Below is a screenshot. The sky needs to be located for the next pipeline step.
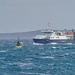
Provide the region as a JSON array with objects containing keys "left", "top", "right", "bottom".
[{"left": 0, "top": 0, "right": 75, "bottom": 33}]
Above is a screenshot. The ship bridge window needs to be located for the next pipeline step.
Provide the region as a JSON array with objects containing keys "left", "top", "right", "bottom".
[
  {"left": 56, "top": 37, "right": 59, "bottom": 38},
  {"left": 57, "top": 33, "right": 61, "bottom": 36},
  {"left": 50, "top": 37, "right": 54, "bottom": 38}
]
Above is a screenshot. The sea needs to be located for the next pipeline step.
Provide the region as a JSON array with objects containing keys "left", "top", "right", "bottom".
[{"left": 0, "top": 40, "right": 75, "bottom": 75}]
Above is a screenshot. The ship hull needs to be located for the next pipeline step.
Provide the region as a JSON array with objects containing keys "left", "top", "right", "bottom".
[{"left": 33, "top": 39, "right": 75, "bottom": 44}]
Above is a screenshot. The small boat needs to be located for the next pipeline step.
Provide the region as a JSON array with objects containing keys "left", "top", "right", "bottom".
[{"left": 16, "top": 37, "right": 22, "bottom": 48}]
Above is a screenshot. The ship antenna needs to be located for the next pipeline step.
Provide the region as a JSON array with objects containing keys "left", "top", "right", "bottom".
[{"left": 48, "top": 23, "right": 50, "bottom": 31}]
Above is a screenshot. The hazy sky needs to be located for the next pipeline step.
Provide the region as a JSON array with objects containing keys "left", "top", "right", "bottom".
[{"left": 0, "top": 0, "right": 75, "bottom": 33}]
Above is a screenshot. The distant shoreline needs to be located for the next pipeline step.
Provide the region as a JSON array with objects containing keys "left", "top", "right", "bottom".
[{"left": 0, "top": 29, "right": 74, "bottom": 40}]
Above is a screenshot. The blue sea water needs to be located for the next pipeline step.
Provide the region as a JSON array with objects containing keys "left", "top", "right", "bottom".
[{"left": 0, "top": 40, "right": 75, "bottom": 75}]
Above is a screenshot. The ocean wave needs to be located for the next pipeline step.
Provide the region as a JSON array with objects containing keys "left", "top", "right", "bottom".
[
  {"left": 0, "top": 50, "right": 8, "bottom": 53},
  {"left": 52, "top": 46, "right": 57, "bottom": 49},
  {"left": 0, "top": 40, "right": 75, "bottom": 75},
  {"left": 50, "top": 42, "right": 58, "bottom": 45},
  {"left": 7, "top": 62, "right": 33, "bottom": 67},
  {"left": 40, "top": 56, "right": 55, "bottom": 59},
  {"left": 21, "top": 72, "right": 50, "bottom": 75},
  {"left": 0, "top": 57, "right": 5, "bottom": 59}
]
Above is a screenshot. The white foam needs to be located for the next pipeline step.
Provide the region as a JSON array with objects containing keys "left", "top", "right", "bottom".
[
  {"left": 20, "top": 42, "right": 25, "bottom": 46},
  {"left": 21, "top": 72, "right": 50, "bottom": 75},
  {"left": 66, "top": 43, "right": 73, "bottom": 45},
  {"left": 18, "top": 63, "right": 33, "bottom": 68},
  {"left": 0, "top": 50, "right": 7, "bottom": 53},
  {"left": 50, "top": 42, "right": 58, "bottom": 44},
  {"left": 52, "top": 47, "right": 57, "bottom": 49},
  {"left": 40, "top": 56, "right": 54, "bottom": 59},
  {"left": 33, "top": 43, "right": 44, "bottom": 45}
]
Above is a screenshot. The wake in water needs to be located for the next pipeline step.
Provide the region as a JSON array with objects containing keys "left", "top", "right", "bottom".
[
  {"left": 33, "top": 42, "right": 75, "bottom": 45},
  {"left": 33, "top": 43, "right": 44, "bottom": 45}
]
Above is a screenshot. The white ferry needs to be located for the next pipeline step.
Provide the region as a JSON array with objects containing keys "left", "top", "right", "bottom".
[{"left": 33, "top": 25, "right": 75, "bottom": 44}]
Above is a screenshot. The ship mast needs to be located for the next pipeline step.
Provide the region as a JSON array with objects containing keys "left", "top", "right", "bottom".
[{"left": 47, "top": 23, "right": 50, "bottom": 31}]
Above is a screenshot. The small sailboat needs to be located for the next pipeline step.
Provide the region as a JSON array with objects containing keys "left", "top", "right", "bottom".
[{"left": 16, "top": 37, "right": 22, "bottom": 48}]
